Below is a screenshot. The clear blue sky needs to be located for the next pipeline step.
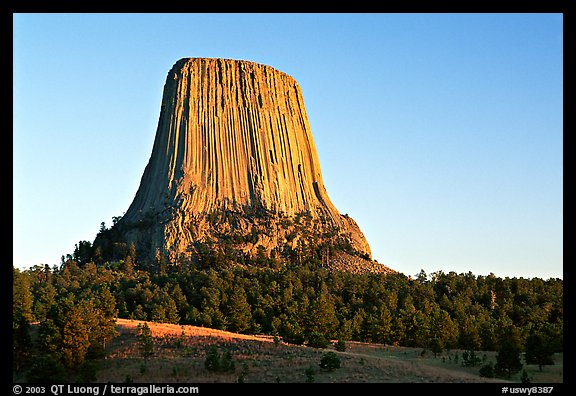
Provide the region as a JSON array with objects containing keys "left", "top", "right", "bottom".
[{"left": 13, "top": 13, "right": 563, "bottom": 279}]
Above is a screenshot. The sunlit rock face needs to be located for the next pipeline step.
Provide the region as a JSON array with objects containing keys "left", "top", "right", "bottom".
[{"left": 110, "top": 58, "right": 373, "bottom": 265}]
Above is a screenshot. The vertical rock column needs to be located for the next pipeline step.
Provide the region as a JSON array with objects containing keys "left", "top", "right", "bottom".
[{"left": 118, "top": 58, "right": 371, "bottom": 261}]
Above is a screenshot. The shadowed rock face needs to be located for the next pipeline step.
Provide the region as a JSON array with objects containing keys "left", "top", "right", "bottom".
[{"left": 112, "top": 58, "right": 372, "bottom": 264}]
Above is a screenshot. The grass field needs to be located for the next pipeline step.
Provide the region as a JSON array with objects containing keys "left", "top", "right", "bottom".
[{"left": 90, "top": 319, "right": 563, "bottom": 383}]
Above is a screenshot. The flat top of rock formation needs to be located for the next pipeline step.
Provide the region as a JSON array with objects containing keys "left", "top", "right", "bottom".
[
  {"left": 171, "top": 57, "right": 295, "bottom": 80},
  {"left": 102, "top": 56, "right": 373, "bottom": 265}
]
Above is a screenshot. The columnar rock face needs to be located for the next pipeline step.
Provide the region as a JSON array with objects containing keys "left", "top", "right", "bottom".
[{"left": 111, "top": 58, "right": 372, "bottom": 264}]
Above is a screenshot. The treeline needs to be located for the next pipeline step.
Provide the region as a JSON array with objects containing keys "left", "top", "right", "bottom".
[
  {"left": 13, "top": 267, "right": 118, "bottom": 382},
  {"left": 14, "top": 248, "right": 562, "bottom": 381}
]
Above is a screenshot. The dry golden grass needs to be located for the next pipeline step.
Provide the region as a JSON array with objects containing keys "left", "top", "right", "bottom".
[
  {"left": 93, "top": 319, "right": 562, "bottom": 383},
  {"left": 116, "top": 318, "right": 275, "bottom": 342}
]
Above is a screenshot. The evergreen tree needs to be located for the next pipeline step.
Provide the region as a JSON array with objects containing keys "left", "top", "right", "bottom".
[
  {"left": 31, "top": 280, "right": 57, "bottom": 322},
  {"left": 306, "top": 331, "right": 330, "bottom": 348},
  {"left": 305, "top": 365, "right": 316, "bottom": 382},
  {"left": 16, "top": 242, "right": 563, "bottom": 381},
  {"left": 13, "top": 268, "right": 34, "bottom": 371},
  {"left": 204, "top": 346, "right": 220, "bottom": 371},
  {"left": 122, "top": 256, "right": 135, "bottom": 276},
  {"left": 73, "top": 240, "right": 94, "bottom": 265},
  {"left": 319, "top": 351, "right": 341, "bottom": 371},
  {"left": 90, "top": 287, "right": 119, "bottom": 353},
  {"left": 429, "top": 337, "right": 444, "bottom": 358},
  {"left": 204, "top": 346, "right": 235, "bottom": 372},
  {"left": 26, "top": 353, "right": 67, "bottom": 383},
  {"left": 282, "top": 320, "right": 305, "bottom": 345},
  {"left": 525, "top": 331, "right": 555, "bottom": 371},
  {"left": 220, "top": 350, "right": 235, "bottom": 372},
  {"left": 495, "top": 339, "right": 523, "bottom": 378},
  {"left": 430, "top": 307, "right": 459, "bottom": 350},
  {"left": 334, "top": 339, "right": 347, "bottom": 352},
  {"left": 479, "top": 361, "right": 495, "bottom": 378},
  {"left": 37, "top": 318, "right": 62, "bottom": 357},
  {"left": 60, "top": 304, "right": 92, "bottom": 368},
  {"left": 224, "top": 285, "right": 252, "bottom": 332},
  {"left": 13, "top": 315, "right": 33, "bottom": 372},
  {"left": 363, "top": 306, "right": 393, "bottom": 344},
  {"left": 306, "top": 282, "right": 339, "bottom": 339},
  {"left": 13, "top": 268, "right": 34, "bottom": 322},
  {"left": 137, "top": 322, "right": 154, "bottom": 359},
  {"left": 521, "top": 369, "right": 531, "bottom": 383}
]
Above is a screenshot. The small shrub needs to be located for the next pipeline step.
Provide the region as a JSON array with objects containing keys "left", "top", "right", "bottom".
[
  {"left": 204, "top": 346, "right": 235, "bottom": 373},
  {"left": 137, "top": 323, "right": 154, "bottom": 359},
  {"left": 479, "top": 362, "right": 495, "bottom": 378},
  {"left": 521, "top": 369, "right": 531, "bottom": 383},
  {"left": 204, "top": 346, "right": 221, "bottom": 371},
  {"left": 237, "top": 363, "right": 249, "bottom": 383},
  {"left": 334, "top": 339, "right": 347, "bottom": 352},
  {"left": 319, "top": 351, "right": 341, "bottom": 371},
  {"left": 462, "top": 350, "right": 481, "bottom": 367},
  {"left": 220, "top": 350, "right": 235, "bottom": 372},
  {"left": 283, "top": 326, "right": 305, "bottom": 345},
  {"left": 305, "top": 365, "right": 316, "bottom": 382},
  {"left": 78, "top": 361, "right": 97, "bottom": 382},
  {"left": 183, "top": 346, "right": 194, "bottom": 357},
  {"left": 307, "top": 331, "right": 330, "bottom": 349},
  {"left": 26, "top": 354, "right": 67, "bottom": 383}
]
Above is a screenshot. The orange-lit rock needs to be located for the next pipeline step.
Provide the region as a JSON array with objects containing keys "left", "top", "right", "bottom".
[{"left": 113, "top": 58, "right": 373, "bottom": 265}]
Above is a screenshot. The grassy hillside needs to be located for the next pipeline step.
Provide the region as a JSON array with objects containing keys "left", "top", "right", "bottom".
[
  {"left": 14, "top": 263, "right": 563, "bottom": 383},
  {"left": 90, "top": 319, "right": 562, "bottom": 383}
]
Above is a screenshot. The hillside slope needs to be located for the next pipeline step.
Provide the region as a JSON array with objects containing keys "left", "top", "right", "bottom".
[{"left": 93, "top": 319, "right": 528, "bottom": 383}]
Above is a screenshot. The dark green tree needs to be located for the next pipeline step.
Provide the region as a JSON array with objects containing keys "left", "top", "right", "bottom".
[
  {"left": 495, "top": 339, "right": 523, "bottom": 378},
  {"left": 237, "top": 362, "right": 250, "bottom": 383},
  {"left": 204, "top": 346, "right": 221, "bottom": 371},
  {"left": 13, "top": 315, "right": 33, "bottom": 372},
  {"left": 13, "top": 267, "right": 34, "bottom": 322},
  {"left": 429, "top": 337, "right": 444, "bottom": 358},
  {"left": 306, "top": 283, "right": 339, "bottom": 339},
  {"left": 307, "top": 331, "right": 330, "bottom": 348},
  {"left": 282, "top": 320, "right": 306, "bottom": 345},
  {"left": 305, "top": 365, "right": 316, "bottom": 383},
  {"left": 220, "top": 350, "right": 235, "bottom": 372},
  {"left": 479, "top": 361, "right": 495, "bottom": 378},
  {"left": 319, "top": 351, "right": 341, "bottom": 371},
  {"left": 521, "top": 369, "right": 531, "bottom": 383},
  {"left": 13, "top": 268, "right": 34, "bottom": 372},
  {"left": 89, "top": 287, "right": 119, "bottom": 355},
  {"left": 26, "top": 354, "right": 67, "bottom": 383},
  {"left": 224, "top": 284, "right": 252, "bottom": 332},
  {"left": 60, "top": 303, "right": 92, "bottom": 368},
  {"left": 123, "top": 242, "right": 137, "bottom": 275},
  {"left": 137, "top": 322, "right": 154, "bottom": 359},
  {"left": 430, "top": 307, "right": 459, "bottom": 350},
  {"left": 525, "top": 331, "right": 555, "bottom": 371},
  {"left": 204, "top": 346, "right": 235, "bottom": 372},
  {"left": 334, "top": 339, "right": 347, "bottom": 352},
  {"left": 73, "top": 240, "right": 94, "bottom": 265},
  {"left": 37, "top": 318, "right": 62, "bottom": 357},
  {"left": 462, "top": 349, "right": 481, "bottom": 367}
]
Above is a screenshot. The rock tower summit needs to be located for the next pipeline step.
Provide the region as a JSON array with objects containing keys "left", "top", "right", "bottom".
[{"left": 106, "top": 58, "right": 377, "bottom": 268}]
